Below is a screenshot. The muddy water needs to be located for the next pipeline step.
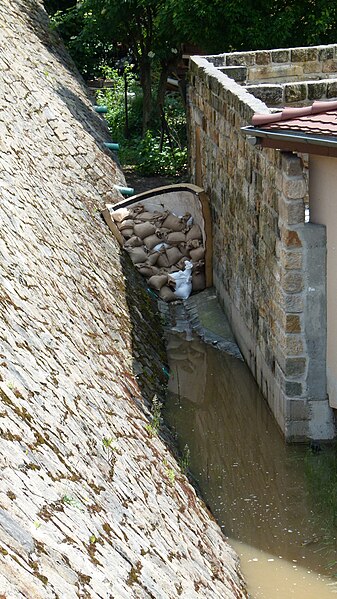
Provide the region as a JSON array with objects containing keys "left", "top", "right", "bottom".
[{"left": 163, "top": 333, "right": 337, "bottom": 597}]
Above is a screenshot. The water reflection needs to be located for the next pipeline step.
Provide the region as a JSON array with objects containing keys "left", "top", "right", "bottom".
[
  {"left": 232, "top": 540, "right": 337, "bottom": 598},
  {"left": 163, "top": 333, "right": 337, "bottom": 595}
]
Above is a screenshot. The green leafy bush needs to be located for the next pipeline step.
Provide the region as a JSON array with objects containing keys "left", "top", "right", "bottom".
[
  {"left": 96, "top": 70, "right": 187, "bottom": 178},
  {"left": 137, "top": 131, "right": 187, "bottom": 177}
]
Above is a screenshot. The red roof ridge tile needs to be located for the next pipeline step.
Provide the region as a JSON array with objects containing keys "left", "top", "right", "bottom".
[{"left": 252, "top": 100, "right": 337, "bottom": 127}]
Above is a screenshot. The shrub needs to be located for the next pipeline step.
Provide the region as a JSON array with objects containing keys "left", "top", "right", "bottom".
[{"left": 96, "top": 70, "right": 187, "bottom": 178}]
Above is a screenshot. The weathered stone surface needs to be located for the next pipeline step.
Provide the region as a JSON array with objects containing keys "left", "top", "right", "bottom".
[
  {"left": 271, "top": 50, "right": 290, "bottom": 63},
  {"left": 284, "top": 83, "right": 307, "bottom": 103},
  {"left": 307, "top": 81, "right": 327, "bottom": 100},
  {"left": 245, "top": 84, "right": 283, "bottom": 105},
  {"left": 282, "top": 272, "right": 304, "bottom": 294},
  {"left": 285, "top": 314, "right": 301, "bottom": 333},
  {"left": 280, "top": 249, "right": 303, "bottom": 270},
  {"left": 327, "top": 80, "right": 337, "bottom": 98},
  {"left": 285, "top": 357, "right": 307, "bottom": 377},
  {"left": 0, "top": 2, "right": 248, "bottom": 597},
  {"left": 281, "top": 228, "right": 303, "bottom": 247},
  {"left": 189, "top": 44, "right": 336, "bottom": 440},
  {"left": 255, "top": 51, "right": 271, "bottom": 65},
  {"left": 218, "top": 66, "right": 247, "bottom": 83},
  {"left": 278, "top": 197, "right": 304, "bottom": 225}
]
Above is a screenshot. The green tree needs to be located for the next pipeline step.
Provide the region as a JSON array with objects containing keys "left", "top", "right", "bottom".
[
  {"left": 44, "top": 0, "right": 76, "bottom": 16},
  {"left": 54, "top": 0, "right": 182, "bottom": 132},
  {"left": 171, "top": 0, "right": 337, "bottom": 53}
]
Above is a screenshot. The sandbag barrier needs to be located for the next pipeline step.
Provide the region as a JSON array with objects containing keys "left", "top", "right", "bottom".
[{"left": 110, "top": 203, "right": 206, "bottom": 302}]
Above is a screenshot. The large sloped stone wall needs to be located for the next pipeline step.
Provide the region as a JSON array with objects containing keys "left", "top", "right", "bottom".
[
  {"left": 0, "top": 1, "right": 247, "bottom": 597},
  {"left": 188, "top": 53, "right": 335, "bottom": 441}
]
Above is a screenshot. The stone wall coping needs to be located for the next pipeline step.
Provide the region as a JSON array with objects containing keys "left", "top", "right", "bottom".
[
  {"left": 204, "top": 43, "right": 337, "bottom": 64},
  {"left": 190, "top": 55, "right": 270, "bottom": 115},
  {"left": 246, "top": 77, "right": 337, "bottom": 90}
]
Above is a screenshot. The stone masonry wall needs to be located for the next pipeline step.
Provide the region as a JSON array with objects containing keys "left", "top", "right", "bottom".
[
  {"left": 188, "top": 54, "right": 335, "bottom": 441},
  {"left": 0, "top": 2, "right": 247, "bottom": 597},
  {"left": 207, "top": 44, "right": 337, "bottom": 106}
]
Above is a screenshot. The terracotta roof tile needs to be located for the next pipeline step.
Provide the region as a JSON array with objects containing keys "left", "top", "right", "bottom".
[{"left": 252, "top": 100, "right": 337, "bottom": 138}]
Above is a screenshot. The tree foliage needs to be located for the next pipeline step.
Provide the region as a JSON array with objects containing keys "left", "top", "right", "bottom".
[
  {"left": 48, "top": 0, "right": 182, "bottom": 132},
  {"left": 170, "top": 0, "right": 337, "bottom": 52},
  {"left": 45, "top": 0, "right": 337, "bottom": 132}
]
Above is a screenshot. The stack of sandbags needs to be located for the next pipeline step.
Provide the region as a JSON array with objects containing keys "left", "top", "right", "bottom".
[{"left": 111, "top": 203, "right": 206, "bottom": 302}]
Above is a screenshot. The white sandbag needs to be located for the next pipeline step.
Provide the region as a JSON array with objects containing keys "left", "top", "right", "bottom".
[{"left": 169, "top": 260, "right": 193, "bottom": 300}]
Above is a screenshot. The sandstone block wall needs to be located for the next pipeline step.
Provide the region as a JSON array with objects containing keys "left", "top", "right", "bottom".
[
  {"left": 188, "top": 53, "right": 335, "bottom": 441},
  {"left": 0, "top": 2, "right": 247, "bottom": 597},
  {"left": 208, "top": 44, "right": 337, "bottom": 106}
]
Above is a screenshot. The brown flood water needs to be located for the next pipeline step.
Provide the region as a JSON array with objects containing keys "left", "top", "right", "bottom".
[{"left": 163, "top": 333, "right": 337, "bottom": 597}]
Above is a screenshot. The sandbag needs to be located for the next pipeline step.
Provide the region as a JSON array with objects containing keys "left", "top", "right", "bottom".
[
  {"left": 155, "top": 228, "right": 170, "bottom": 239},
  {"left": 117, "top": 218, "right": 135, "bottom": 231},
  {"left": 125, "top": 246, "right": 148, "bottom": 264},
  {"left": 111, "top": 207, "right": 131, "bottom": 222},
  {"left": 156, "top": 251, "right": 170, "bottom": 269},
  {"left": 134, "top": 221, "right": 156, "bottom": 239},
  {"left": 192, "top": 259, "right": 205, "bottom": 273},
  {"left": 186, "top": 223, "right": 202, "bottom": 242},
  {"left": 124, "top": 235, "right": 144, "bottom": 248},
  {"left": 167, "top": 231, "right": 186, "bottom": 246},
  {"left": 148, "top": 274, "right": 168, "bottom": 291},
  {"left": 175, "top": 257, "right": 189, "bottom": 271},
  {"left": 158, "top": 285, "right": 176, "bottom": 302},
  {"left": 189, "top": 246, "right": 205, "bottom": 261},
  {"left": 143, "top": 234, "right": 162, "bottom": 251},
  {"left": 146, "top": 251, "right": 160, "bottom": 266},
  {"left": 151, "top": 211, "right": 168, "bottom": 224},
  {"left": 166, "top": 265, "right": 180, "bottom": 274},
  {"left": 186, "top": 239, "right": 201, "bottom": 250},
  {"left": 192, "top": 271, "right": 206, "bottom": 292},
  {"left": 121, "top": 228, "right": 134, "bottom": 239},
  {"left": 162, "top": 213, "right": 185, "bottom": 232},
  {"left": 166, "top": 246, "right": 183, "bottom": 266},
  {"left": 135, "top": 211, "right": 158, "bottom": 222},
  {"left": 178, "top": 243, "right": 190, "bottom": 258},
  {"left": 131, "top": 204, "right": 145, "bottom": 216},
  {"left": 136, "top": 264, "right": 160, "bottom": 277},
  {"left": 157, "top": 246, "right": 183, "bottom": 268}
]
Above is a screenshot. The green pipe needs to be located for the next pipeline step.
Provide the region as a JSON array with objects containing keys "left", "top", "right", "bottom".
[
  {"left": 104, "top": 142, "right": 120, "bottom": 151},
  {"left": 94, "top": 105, "right": 108, "bottom": 113},
  {"left": 113, "top": 184, "right": 134, "bottom": 196}
]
